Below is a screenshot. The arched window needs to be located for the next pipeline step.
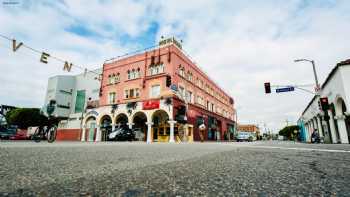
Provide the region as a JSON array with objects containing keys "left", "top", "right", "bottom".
[
  {"left": 115, "top": 73, "right": 120, "bottom": 82},
  {"left": 179, "top": 66, "right": 185, "bottom": 77},
  {"left": 108, "top": 75, "right": 112, "bottom": 84},
  {"left": 111, "top": 74, "right": 115, "bottom": 84},
  {"left": 127, "top": 70, "right": 131, "bottom": 80},
  {"left": 136, "top": 68, "right": 140, "bottom": 78},
  {"left": 131, "top": 69, "right": 136, "bottom": 79}
]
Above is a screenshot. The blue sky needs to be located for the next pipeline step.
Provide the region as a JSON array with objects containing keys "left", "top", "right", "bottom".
[{"left": 0, "top": 0, "right": 350, "bottom": 131}]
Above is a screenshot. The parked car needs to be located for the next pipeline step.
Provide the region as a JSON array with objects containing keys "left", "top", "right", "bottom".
[
  {"left": 108, "top": 126, "right": 135, "bottom": 141},
  {"left": 9, "top": 130, "right": 27, "bottom": 140},
  {"left": 236, "top": 132, "right": 254, "bottom": 142},
  {"left": 0, "top": 125, "right": 17, "bottom": 139}
]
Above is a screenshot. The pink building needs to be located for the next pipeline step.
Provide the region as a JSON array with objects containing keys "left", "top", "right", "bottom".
[{"left": 81, "top": 38, "right": 236, "bottom": 142}]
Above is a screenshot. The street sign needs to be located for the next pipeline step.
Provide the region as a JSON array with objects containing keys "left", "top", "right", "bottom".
[{"left": 276, "top": 87, "right": 295, "bottom": 93}]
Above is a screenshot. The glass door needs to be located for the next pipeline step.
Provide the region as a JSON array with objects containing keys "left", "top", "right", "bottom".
[{"left": 89, "top": 122, "right": 96, "bottom": 141}]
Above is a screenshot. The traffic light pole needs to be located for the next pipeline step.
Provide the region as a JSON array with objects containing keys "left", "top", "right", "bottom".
[
  {"left": 294, "top": 59, "right": 320, "bottom": 95},
  {"left": 311, "top": 60, "right": 320, "bottom": 93}
]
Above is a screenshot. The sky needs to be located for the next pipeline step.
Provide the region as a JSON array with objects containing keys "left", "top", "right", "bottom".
[{"left": 0, "top": 0, "right": 349, "bottom": 132}]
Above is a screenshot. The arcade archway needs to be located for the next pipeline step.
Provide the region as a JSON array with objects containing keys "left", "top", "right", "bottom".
[
  {"left": 132, "top": 112, "right": 147, "bottom": 141},
  {"left": 152, "top": 110, "right": 170, "bottom": 142},
  {"left": 100, "top": 115, "right": 112, "bottom": 141},
  {"left": 115, "top": 113, "right": 128, "bottom": 128},
  {"left": 84, "top": 116, "right": 96, "bottom": 141},
  {"left": 335, "top": 97, "right": 350, "bottom": 143}
]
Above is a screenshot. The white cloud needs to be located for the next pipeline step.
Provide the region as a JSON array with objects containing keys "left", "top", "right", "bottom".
[{"left": 0, "top": 0, "right": 349, "bottom": 132}]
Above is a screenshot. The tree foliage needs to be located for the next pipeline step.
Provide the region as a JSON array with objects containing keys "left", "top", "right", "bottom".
[
  {"left": 278, "top": 125, "right": 300, "bottom": 140},
  {"left": 5, "top": 108, "right": 48, "bottom": 129}
]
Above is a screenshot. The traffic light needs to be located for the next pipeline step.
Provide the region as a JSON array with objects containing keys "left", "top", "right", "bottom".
[
  {"left": 318, "top": 100, "right": 322, "bottom": 110},
  {"left": 264, "top": 82, "right": 271, "bottom": 94},
  {"left": 320, "top": 97, "right": 329, "bottom": 111},
  {"left": 166, "top": 75, "right": 172, "bottom": 87}
]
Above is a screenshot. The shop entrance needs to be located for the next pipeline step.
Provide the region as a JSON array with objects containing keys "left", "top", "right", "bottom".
[
  {"left": 133, "top": 112, "right": 147, "bottom": 141},
  {"left": 85, "top": 116, "right": 96, "bottom": 141},
  {"left": 115, "top": 113, "right": 128, "bottom": 129},
  {"left": 152, "top": 110, "right": 169, "bottom": 142},
  {"left": 100, "top": 115, "right": 112, "bottom": 141}
]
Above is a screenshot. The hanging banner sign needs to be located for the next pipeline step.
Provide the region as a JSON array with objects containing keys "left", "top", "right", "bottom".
[{"left": 12, "top": 39, "right": 23, "bottom": 52}]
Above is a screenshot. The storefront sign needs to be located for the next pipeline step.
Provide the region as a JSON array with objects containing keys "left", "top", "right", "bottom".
[
  {"left": 143, "top": 100, "right": 160, "bottom": 110},
  {"left": 86, "top": 110, "right": 98, "bottom": 117}
]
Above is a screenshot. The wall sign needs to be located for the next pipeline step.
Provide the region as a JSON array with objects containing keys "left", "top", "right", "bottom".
[
  {"left": 143, "top": 100, "right": 160, "bottom": 110},
  {"left": 86, "top": 110, "right": 99, "bottom": 117},
  {"left": 170, "top": 84, "right": 178, "bottom": 92}
]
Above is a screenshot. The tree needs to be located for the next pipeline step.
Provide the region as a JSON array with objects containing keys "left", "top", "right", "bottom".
[
  {"left": 5, "top": 108, "right": 48, "bottom": 129},
  {"left": 278, "top": 125, "right": 300, "bottom": 140}
]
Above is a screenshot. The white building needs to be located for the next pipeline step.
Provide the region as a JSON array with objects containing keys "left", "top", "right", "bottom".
[
  {"left": 300, "top": 59, "right": 350, "bottom": 144},
  {"left": 44, "top": 69, "right": 101, "bottom": 140}
]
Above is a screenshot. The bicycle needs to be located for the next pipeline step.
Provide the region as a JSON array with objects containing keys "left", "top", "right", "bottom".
[
  {"left": 32, "top": 99, "right": 58, "bottom": 143},
  {"left": 32, "top": 124, "right": 57, "bottom": 143}
]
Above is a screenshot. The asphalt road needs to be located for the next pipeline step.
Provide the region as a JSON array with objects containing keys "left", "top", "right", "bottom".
[{"left": 0, "top": 141, "right": 350, "bottom": 196}]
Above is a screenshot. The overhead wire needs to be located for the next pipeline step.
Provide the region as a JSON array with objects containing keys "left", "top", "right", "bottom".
[{"left": 0, "top": 33, "right": 102, "bottom": 76}]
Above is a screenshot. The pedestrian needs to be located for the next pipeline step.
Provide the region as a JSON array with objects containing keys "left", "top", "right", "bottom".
[{"left": 199, "top": 123, "right": 206, "bottom": 142}]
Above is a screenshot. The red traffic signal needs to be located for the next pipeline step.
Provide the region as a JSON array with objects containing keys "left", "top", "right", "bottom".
[
  {"left": 320, "top": 97, "right": 329, "bottom": 111},
  {"left": 264, "top": 82, "right": 271, "bottom": 94}
]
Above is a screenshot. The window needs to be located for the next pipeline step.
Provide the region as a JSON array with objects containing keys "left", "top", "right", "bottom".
[
  {"left": 187, "top": 71, "right": 192, "bottom": 81},
  {"left": 135, "top": 88, "right": 140, "bottom": 97},
  {"left": 186, "top": 90, "right": 193, "bottom": 103},
  {"left": 124, "top": 88, "right": 140, "bottom": 99},
  {"left": 179, "top": 86, "right": 185, "bottom": 98},
  {"left": 149, "top": 64, "right": 164, "bottom": 75},
  {"left": 211, "top": 103, "right": 214, "bottom": 112},
  {"left": 197, "top": 96, "right": 204, "bottom": 106},
  {"left": 75, "top": 90, "right": 86, "bottom": 113},
  {"left": 124, "top": 90, "right": 129, "bottom": 99},
  {"left": 150, "top": 85, "right": 161, "bottom": 98},
  {"left": 127, "top": 70, "right": 131, "bottom": 80},
  {"left": 127, "top": 68, "right": 140, "bottom": 80},
  {"left": 108, "top": 92, "right": 116, "bottom": 104},
  {"left": 136, "top": 68, "right": 140, "bottom": 78},
  {"left": 207, "top": 100, "right": 210, "bottom": 110},
  {"left": 115, "top": 73, "right": 120, "bottom": 82},
  {"left": 179, "top": 66, "right": 185, "bottom": 77},
  {"left": 130, "top": 89, "right": 134, "bottom": 98},
  {"left": 131, "top": 69, "right": 135, "bottom": 79}
]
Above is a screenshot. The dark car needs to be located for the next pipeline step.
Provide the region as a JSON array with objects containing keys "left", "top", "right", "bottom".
[
  {"left": 0, "top": 125, "right": 17, "bottom": 139},
  {"left": 108, "top": 126, "right": 135, "bottom": 141}
]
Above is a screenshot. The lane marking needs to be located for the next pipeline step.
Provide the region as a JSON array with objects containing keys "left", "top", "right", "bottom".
[{"left": 230, "top": 145, "right": 350, "bottom": 153}]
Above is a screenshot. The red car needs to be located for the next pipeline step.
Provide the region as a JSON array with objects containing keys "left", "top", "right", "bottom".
[{"left": 9, "top": 130, "right": 27, "bottom": 140}]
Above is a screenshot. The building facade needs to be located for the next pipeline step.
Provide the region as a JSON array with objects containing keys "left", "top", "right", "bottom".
[
  {"left": 44, "top": 69, "right": 101, "bottom": 140},
  {"left": 237, "top": 124, "right": 260, "bottom": 137},
  {"left": 82, "top": 39, "right": 236, "bottom": 143},
  {"left": 299, "top": 59, "right": 350, "bottom": 144}
]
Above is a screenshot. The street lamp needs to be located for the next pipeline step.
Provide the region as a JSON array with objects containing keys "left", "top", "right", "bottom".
[{"left": 294, "top": 59, "right": 320, "bottom": 94}]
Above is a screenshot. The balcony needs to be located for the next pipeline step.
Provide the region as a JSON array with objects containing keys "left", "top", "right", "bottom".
[{"left": 86, "top": 100, "right": 99, "bottom": 109}]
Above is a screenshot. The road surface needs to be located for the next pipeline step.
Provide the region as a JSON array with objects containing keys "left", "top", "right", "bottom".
[{"left": 0, "top": 141, "right": 349, "bottom": 196}]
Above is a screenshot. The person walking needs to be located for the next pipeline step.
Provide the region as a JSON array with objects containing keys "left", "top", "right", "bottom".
[{"left": 199, "top": 123, "right": 206, "bottom": 142}]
